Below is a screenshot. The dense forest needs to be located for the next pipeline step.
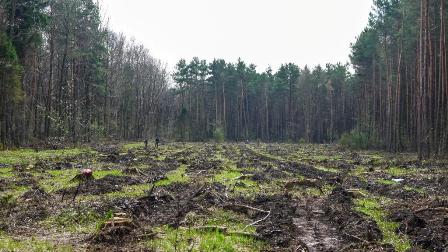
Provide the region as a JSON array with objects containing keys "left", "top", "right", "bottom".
[{"left": 0, "top": 0, "right": 447, "bottom": 158}]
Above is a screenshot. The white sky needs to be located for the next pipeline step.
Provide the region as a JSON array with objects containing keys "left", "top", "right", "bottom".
[{"left": 102, "top": 0, "right": 373, "bottom": 72}]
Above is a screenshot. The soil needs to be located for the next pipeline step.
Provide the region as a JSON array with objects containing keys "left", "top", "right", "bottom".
[{"left": 0, "top": 143, "right": 447, "bottom": 251}]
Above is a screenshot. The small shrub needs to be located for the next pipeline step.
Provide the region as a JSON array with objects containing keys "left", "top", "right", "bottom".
[
  {"left": 213, "top": 127, "right": 225, "bottom": 143},
  {"left": 339, "top": 130, "right": 369, "bottom": 149}
]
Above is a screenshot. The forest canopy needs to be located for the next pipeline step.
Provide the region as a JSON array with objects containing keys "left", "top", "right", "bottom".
[{"left": 0, "top": 0, "right": 447, "bottom": 158}]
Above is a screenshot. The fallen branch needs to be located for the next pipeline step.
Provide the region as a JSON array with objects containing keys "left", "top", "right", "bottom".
[
  {"left": 415, "top": 207, "right": 448, "bottom": 214},
  {"left": 233, "top": 174, "right": 254, "bottom": 180},
  {"left": 227, "top": 231, "right": 260, "bottom": 239},
  {"left": 192, "top": 226, "right": 228, "bottom": 233},
  {"left": 186, "top": 226, "right": 261, "bottom": 239},
  {"left": 232, "top": 204, "right": 270, "bottom": 214},
  {"left": 342, "top": 231, "right": 368, "bottom": 244},
  {"left": 244, "top": 209, "right": 271, "bottom": 231}
]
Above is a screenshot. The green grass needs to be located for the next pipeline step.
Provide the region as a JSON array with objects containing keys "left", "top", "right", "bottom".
[
  {"left": 93, "top": 169, "right": 123, "bottom": 179},
  {"left": 212, "top": 168, "right": 258, "bottom": 194},
  {"left": 314, "top": 166, "right": 339, "bottom": 174},
  {"left": 155, "top": 165, "right": 188, "bottom": 186},
  {"left": 351, "top": 166, "right": 368, "bottom": 177},
  {"left": 0, "top": 167, "right": 13, "bottom": 178},
  {"left": 355, "top": 197, "right": 411, "bottom": 252},
  {"left": 0, "top": 186, "right": 30, "bottom": 207},
  {"left": 0, "top": 148, "right": 95, "bottom": 165},
  {"left": 122, "top": 142, "right": 145, "bottom": 151},
  {"left": 38, "top": 169, "right": 123, "bottom": 193},
  {"left": 147, "top": 209, "right": 267, "bottom": 251},
  {"left": 38, "top": 169, "right": 79, "bottom": 193},
  {"left": 0, "top": 232, "right": 73, "bottom": 252},
  {"left": 105, "top": 184, "right": 151, "bottom": 199},
  {"left": 41, "top": 207, "right": 110, "bottom": 234},
  {"left": 385, "top": 167, "right": 416, "bottom": 177},
  {"left": 403, "top": 185, "right": 425, "bottom": 194}
]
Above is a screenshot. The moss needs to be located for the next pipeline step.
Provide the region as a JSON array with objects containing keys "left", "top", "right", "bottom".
[
  {"left": 355, "top": 197, "right": 411, "bottom": 252},
  {"left": 0, "top": 232, "right": 73, "bottom": 252},
  {"left": 0, "top": 148, "right": 95, "bottom": 165},
  {"left": 155, "top": 165, "right": 188, "bottom": 186}
]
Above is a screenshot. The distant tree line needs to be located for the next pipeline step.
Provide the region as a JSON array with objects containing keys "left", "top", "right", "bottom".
[
  {"left": 1, "top": 0, "right": 447, "bottom": 158},
  {"left": 171, "top": 59, "right": 354, "bottom": 143}
]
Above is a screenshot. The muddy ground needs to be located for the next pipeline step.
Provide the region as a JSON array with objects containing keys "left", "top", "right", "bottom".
[{"left": 0, "top": 143, "right": 447, "bottom": 251}]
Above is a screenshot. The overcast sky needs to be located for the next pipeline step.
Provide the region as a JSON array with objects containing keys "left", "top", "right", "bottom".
[{"left": 102, "top": 0, "right": 373, "bottom": 72}]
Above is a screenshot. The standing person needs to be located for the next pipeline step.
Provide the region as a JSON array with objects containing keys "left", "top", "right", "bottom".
[
  {"left": 144, "top": 139, "right": 148, "bottom": 150},
  {"left": 155, "top": 137, "right": 160, "bottom": 149}
]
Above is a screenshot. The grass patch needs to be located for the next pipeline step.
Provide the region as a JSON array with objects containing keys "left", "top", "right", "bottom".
[
  {"left": 403, "top": 185, "right": 425, "bottom": 194},
  {"left": 41, "top": 207, "right": 110, "bottom": 234},
  {"left": 314, "top": 166, "right": 339, "bottom": 174},
  {"left": 93, "top": 169, "right": 123, "bottom": 179},
  {"left": 213, "top": 168, "right": 258, "bottom": 194},
  {"left": 147, "top": 209, "right": 267, "bottom": 251},
  {"left": 155, "top": 165, "right": 188, "bottom": 186},
  {"left": 385, "top": 167, "right": 416, "bottom": 177},
  {"left": 351, "top": 166, "right": 368, "bottom": 177},
  {"left": 105, "top": 184, "right": 151, "bottom": 199},
  {"left": 0, "top": 148, "right": 94, "bottom": 165},
  {"left": 0, "top": 232, "right": 73, "bottom": 251},
  {"left": 38, "top": 169, "right": 123, "bottom": 193},
  {"left": 0, "top": 167, "right": 13, "bottom": 178},
  {"left": 38, "top": 169, "right": 79, "bottom": 193},
  {"left": 122, "top": 142, "right": 145, "bottom": 151},
  {"left": 303, "top": 184, "right": 335, "bottom": 197},
  {"left": 355, "top": 197, "right": 411, "bottom": 252},
  {"left": 0, "top": 186, "right": 30, "bottom": 207},
  {"left": 376, "top": 179, "right": 399, "bottom": 186}
]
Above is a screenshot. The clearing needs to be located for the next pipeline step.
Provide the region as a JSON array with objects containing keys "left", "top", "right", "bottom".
[{"left": 0, "top": 143, "right": 447, "bottom": 251}]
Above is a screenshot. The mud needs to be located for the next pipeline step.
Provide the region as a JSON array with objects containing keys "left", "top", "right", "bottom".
[
  {"left": 59, "top": 175, "right": 142, "bottom": 195},
  {"left": 390, "top": 200, "right": 448, "bottom": 251}
]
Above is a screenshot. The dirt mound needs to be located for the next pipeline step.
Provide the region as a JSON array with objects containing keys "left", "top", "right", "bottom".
[
  {"left": 100, "top": 152, "right": 137, "bottom": 164},
  {"left": 21, "top": 187, "right": 50, "bottom": 202},
  {"left": 0, "top": 178, "right": 9, "bottom": 191},
  {"left": 111, "top": 183, "right": 216, "bottom": 228},
  {"left": 324, "top": 187, "right": 383, "bottom": 245},
  {"left": 390, "top": 201, "right": 448, "bottom": 251}
]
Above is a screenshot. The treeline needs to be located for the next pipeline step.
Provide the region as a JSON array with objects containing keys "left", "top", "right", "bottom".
[
  {"left": 351, "top": 0, "right": 448, "bottom": 158},
  {"left": 1, "top": 0, "right": 448, "bottom": 158},
  {"left": 171, "top": 59, "right": 355, "bottom": 143},
  {"left": 170, "top": 0, "right": 448, "bottom": 158},
  {"left": 0, "top": 0, "right": 169, "bottom": 147}
]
